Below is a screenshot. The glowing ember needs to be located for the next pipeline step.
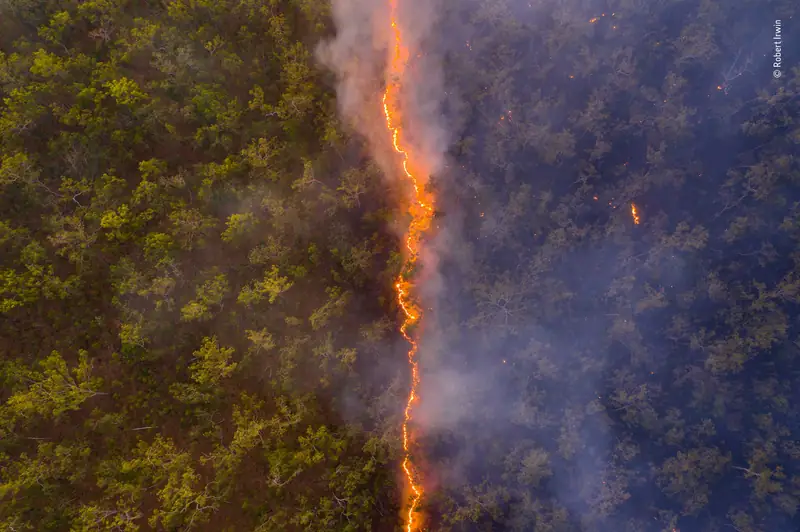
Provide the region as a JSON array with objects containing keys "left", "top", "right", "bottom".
[
  {"left": 382, "top": 0, "right": 434, "bottom": 530},
  {"left": 631, "top": 203, "right": 640, "bottom": 224}
]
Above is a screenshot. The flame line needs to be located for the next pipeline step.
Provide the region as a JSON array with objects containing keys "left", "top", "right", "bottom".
[{"left": 382, "top": 1, "right": 434, "bottom": 530}]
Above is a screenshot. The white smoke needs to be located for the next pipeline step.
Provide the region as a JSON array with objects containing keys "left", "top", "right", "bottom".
[
  {"left": 316, "top": 0, "right": 450, "bottom": 182},
  {"left": 317, "top": 0, "right": 458, "bottom": 504}
]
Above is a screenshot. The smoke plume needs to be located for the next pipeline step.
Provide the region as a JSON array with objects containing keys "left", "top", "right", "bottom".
[{"left": 317, "top": 0, "right": 451, "bottom": 182}]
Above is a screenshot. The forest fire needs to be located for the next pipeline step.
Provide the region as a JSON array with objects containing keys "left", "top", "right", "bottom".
[
  {"left": 631, "top": 203, "right": 640, "bottom": 224},
  {"left": 382, "top": 0, "right": 434, "bottom": 530}
]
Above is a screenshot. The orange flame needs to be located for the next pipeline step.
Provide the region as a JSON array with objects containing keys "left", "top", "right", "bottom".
[
  {"left": 382, "top": 0, "right": 434, "bottom": 530},
  {"left": 631, "top": 203, "right": 640, "bottom": 224}
]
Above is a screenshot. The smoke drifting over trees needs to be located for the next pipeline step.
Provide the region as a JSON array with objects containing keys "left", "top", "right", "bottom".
[
  {"left": 412, "top": 1, "right": 800, "bottom": 531},
  {"left": 1, "top": 0, "right": 800, "bottom": 531}
]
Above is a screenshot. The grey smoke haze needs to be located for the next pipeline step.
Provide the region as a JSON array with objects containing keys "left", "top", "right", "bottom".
[
  {"left": 316, "top": 0, "right": 619, "bottom": 515},
  {"left": 316, "top": 0, "right": 459, "bottom": 472},
  {"left": 320, "top": 0, "right": 699, "bottom": 528},
  {"left": 316, "top": 0, "right": 451, "bottom": 182}
]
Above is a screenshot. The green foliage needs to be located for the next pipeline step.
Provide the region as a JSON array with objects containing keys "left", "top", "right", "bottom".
[
  {"left": 189, "top": 336, "right": 237, "bottom": 387},
  {"left": 0, "top": 151, "right": 36, "bottom": 186},
  {"left": 238, "top": 265, "right": 293, "bottom": 306},
  {"left": 0, "top": 0, "right": 395, "bottom": 529},
  {"left": 168, "top": 206, "right": 218, "bottom": 250},
  {"left": 100, "top": 204, "right": 154, "bottom": 242},
  {"left": 105, "top": 77, "right": 147, "bottom": 106},
  {"left": 1, "top": 237, "right": 76, "bottom": 313},
  {"left": 143, "top": 232, "right": 174, "bottom": 264},
  {"left": 246, "top": 328, "right": 276, "bottom": 353},
  {"left": 181, "top": 272, "right": 228, "bottom": 322},
  {"left": 202, "top": 393, "right": 268, "bottom": 492},
  {"left": 0, "top": 440, "right": 91, "bottom": 500},
  {"left": 3, "top": 350, "right": 103, "bottom": 426},
  {"left": 221, "top": 211, "right": 256, "bottom": 242},
  {"left": 309, "top": 286, "right": 350, "bottom": 330},
  {"left": 29, "top": 49, "right": 66, "bottom": 79}
]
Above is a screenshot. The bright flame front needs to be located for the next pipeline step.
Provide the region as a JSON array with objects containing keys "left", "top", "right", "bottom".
[
  {"left": 382, "top": 0, "right": 434, "bottom": 530},
  {"left": 631, "top": 203, "right": 640, "bottom": 225}
]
